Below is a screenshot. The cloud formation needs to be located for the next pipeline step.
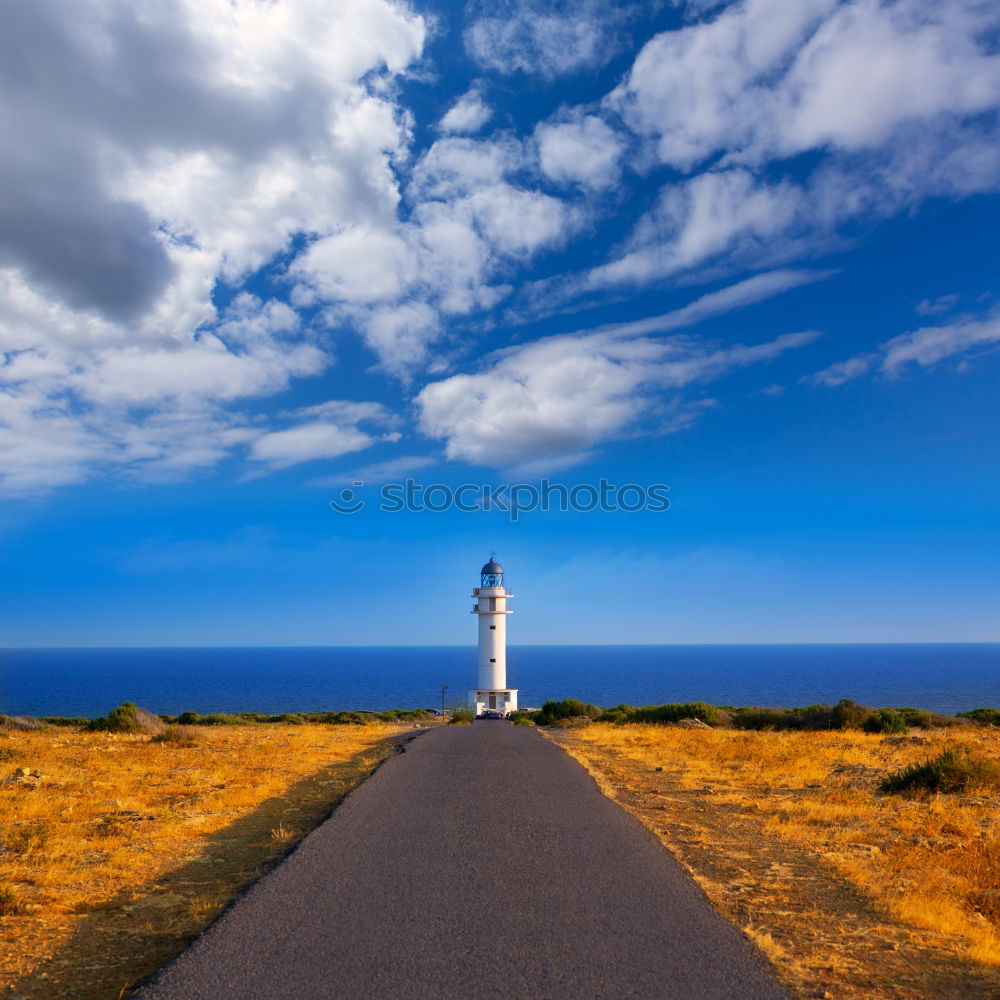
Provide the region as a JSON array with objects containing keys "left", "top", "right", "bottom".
[
  {"left": 464, "top": 0, "right": 634, "bottom": 79},
  {"left": 808, "top": 311, "right": 1000, "bottom": 385},
  {"left": 2, "top": 0, "right": 998, "bottom": 495},
  {"left": 417, "top": 324, "right": 818, "bottom": 469},
  {"left": 439, "top": 88, "right": 493, "bottom": 134},
  {"left": 0, "top": 0, "right": 425, "bottom": 492}
]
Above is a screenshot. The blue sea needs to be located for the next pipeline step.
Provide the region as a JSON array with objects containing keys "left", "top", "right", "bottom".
[{"left": 2, "top": 644, "right": 998, "bottom": 718}]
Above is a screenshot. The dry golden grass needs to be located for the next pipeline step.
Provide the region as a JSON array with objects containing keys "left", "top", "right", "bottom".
[
  {"left": 551, "top": 723, "right": 1000, "bottom": 1000},
  {"left": 0, "top": 721, "right": 420, "bottom": 999}
]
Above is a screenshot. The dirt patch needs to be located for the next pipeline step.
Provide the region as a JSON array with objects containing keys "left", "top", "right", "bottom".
[{"left": 547, "top": 728, "right": 1000, "bottom": 1000}]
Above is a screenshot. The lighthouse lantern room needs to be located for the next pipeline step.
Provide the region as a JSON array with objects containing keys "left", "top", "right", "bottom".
[{"left": 468, "top": 556, "right": 517, "bottom": 717}]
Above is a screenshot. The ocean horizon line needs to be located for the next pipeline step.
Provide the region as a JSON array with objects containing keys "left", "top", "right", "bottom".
[{"left": 3, "top": 640, "right": 999, "bottom": 651}]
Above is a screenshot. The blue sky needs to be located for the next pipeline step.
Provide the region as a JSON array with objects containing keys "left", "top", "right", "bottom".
[{"left": 1, "top": 0, "right": 998, "bottom": 645}]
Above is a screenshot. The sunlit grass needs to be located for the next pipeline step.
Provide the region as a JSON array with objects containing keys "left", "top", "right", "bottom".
[
  {"left": 564, "top": 723, "right": 1000, "bottom": 967},
  {"left": 0, "top": 721, "right": 411, "bottom": 998}
]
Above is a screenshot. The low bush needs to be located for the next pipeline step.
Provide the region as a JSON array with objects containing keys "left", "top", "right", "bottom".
[
  {"left": 732, "top": 707, "right": 791, "bottom": 730},
  {"left": 40, "top": 717, "right": 90, "bottom": 728},
  {"left": 958, "top": 707, "right": 1000, "bottom": 727},
  {"left": 0, "top": 746, "right": 20, "bottom": 762},
  {"left": 534, "top": 699, "right": 603, "bottom": 726},
  {"left": 830, "top": 699, "right": 873, "bottom": 730},
  {"left": 0, "top": 716, "right": 46, "bottom": 732},
  {"left": 897, "top": 707, "right": 958, "bottom": 729},
  {"left": 508, "top": 711, "right": 535, "bottom": 725},
  {"left": 596, "top": 709, "right": 630, "bottom": 724},
  {"left": 879, "top": 748, "right": 1000, "bottom": 795},
  {"left": 862, "top": 708, "right": 909, "bottom": 734},
  {"left": 162, "top": 708, "right": 436, "bottom": 726},
  {"left": 449, "top": 706, "right": 474, "bottom": 725},
  {"left": 627, "top": 702, "right": 721, "bottom": 726},
  {"left": 87, "top": 702, "right": 164, "bottom": 736},
  {"left": 152, "top": 725, "right": 201, "bottom": 745}
]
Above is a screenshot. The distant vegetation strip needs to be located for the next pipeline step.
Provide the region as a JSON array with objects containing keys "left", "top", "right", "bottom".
[
  {"left": 2, "top": 700, "right": 998, "bottom": 735},
  {"left": 512, "top": 698, "right": 1000, "bottom": 733},
  {"left": 0, "top": 704, "right": 438, "bottom": 735}
]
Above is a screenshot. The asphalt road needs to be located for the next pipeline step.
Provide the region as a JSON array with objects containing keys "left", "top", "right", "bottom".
[{"left": 135, "top": 722, "right": 789, "bottom": 999}]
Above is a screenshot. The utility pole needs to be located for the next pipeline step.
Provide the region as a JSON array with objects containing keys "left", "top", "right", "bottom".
[{"left": 440, "top": 684, "right": 448, "bottom": 716}]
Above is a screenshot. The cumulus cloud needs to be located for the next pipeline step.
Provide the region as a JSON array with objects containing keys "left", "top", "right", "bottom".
[
  {"left": 807, "top": 311, "right": 1000, "bottom": 385},
  {"left": 416, "top": 324, "right": 817, "bottom": 469},
  {"left": 583, "top": 113, "right": 1000, "bottom": 294},
  {"left": 587, "top": 169, "right": 809, "bottom": 289},
  {"left": 610, "top": 0, "right": 1000, "bottom": 169},
  {"left": 292, "top": 134, "right": 581, "bottom": 371},
  {"left": 439, "top": 88, "right": 493, "bottom": 134},
  {"left": 536, "top": 115, "right": 624, "bottom": 190},
  {"left": 248, "top": 401, "right": 398, "bottom": 471},
  {"left": 464, "top": 0, "right": 635, "bottom": 79},
  {"left": 0, "top": 0, "right": 427, "bottom": 492}
]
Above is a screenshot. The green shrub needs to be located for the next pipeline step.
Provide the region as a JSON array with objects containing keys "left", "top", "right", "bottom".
[
  {"left": 534, "top": 699, "right": 603, "bottom": 726},
  {"left": 862, "top": 709, "right": 909, "bottom": 734},
  {"left": 880, "top": 748, "right": 1000, "bottom": 795},
  {"left": 830, "top": 699, "right": 872, "bottom": 730},
  {"left": 40, "top": 717, "right": 89, "bottom": 728},
  {"left": 627, "top": 702, "right": 720, "bottom": 726},
  {"left": 596, "top": 709, "right": 629, "bottom": 724},
  {"left": 87, "top": 702, "right": 164, "bottom": 736},
  {"left": 198, "top": 713, "right": 250, "bottom": 726},
  {"left": 0, "top": 746, "right": 20, "bottom": 762},
  {"left": 0, "top": 716, "right": 46, "bottom": 732},
  {"left": 152, "top": 725, "right": 201, "bottom": 745},
  {"left": 790, "top": 704, "right": 836, "bottom": 729},
  {"left": 175, "top": 711, "right": 201, "bottom": 725},
  {"left": 449, "top": 706, "right": 474, "bottom": 725},
  {"left": 958, "top": 708, "right": 1000, "bottom": 727},
  {"left": 732, "top": 707, "right": 790, "bottom": 730},
  {"left": 896, "top": 707, "right": 958, "bottom": 729},
  {"left": 508, "top": 711, "right": 535, "bottom": 725}
]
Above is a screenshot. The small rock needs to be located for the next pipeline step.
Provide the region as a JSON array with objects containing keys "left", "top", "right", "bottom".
[
  {"left": 3, "top": 767, "right": 43, "bottom": 787},
  {"left": 675, "top": 718, "right": 711, "bottom": 729}
]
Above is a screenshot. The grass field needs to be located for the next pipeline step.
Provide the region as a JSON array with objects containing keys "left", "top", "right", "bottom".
[
  {"left": 0, "top": 721, "right": 418, "bottom": 999},
  {"left": 550, "top": 723, "right": 1000, "bottom": 1000}
]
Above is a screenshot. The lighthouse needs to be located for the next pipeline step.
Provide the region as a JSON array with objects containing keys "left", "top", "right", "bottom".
[{"left": 468, "top": 556, "right": 517, "bottom": 717}]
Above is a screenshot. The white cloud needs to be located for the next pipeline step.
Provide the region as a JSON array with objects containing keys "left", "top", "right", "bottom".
[
  {"left": 464, "top": 0, "right": 632, "bottom": 79},
  {"left": 416, "top": 324, "right": 817, "bottom": 469},
  {"left": 0, "top": 0, "right": 427, "bottom": 492},
  {"left": 610, "top": 0, "right": 1000, "bottom": 169},
  {"left": 587, "top": 169, "right": 808, "bottom": 289},
  {"left": 292, "top": 228, "right": 418, "bottom": 306},
  {"left": 536, "top": 115, "right": 624, "bottom": 190},
  {"left": 916, "top": 293, "right": 959, "bottom": 316},
  {"left": 807, "top": 311, "right": 1000, "bottom": 385},
  {"left": 248, "top": 400, "right": 397, "bottom": 471},
  {"left": 250, "top": 423, "right": 376, "bottom": 470},
  {"left": 292, "top": 134, "right": 581, "bottom": 372},
  {"left": 439, "top": 89, "right": 493, "bottom": 134},
  {"left": 881, "top": 314, "right": 1000, "bottom": 374}
]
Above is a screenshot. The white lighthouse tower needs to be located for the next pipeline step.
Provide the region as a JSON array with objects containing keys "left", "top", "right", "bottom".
[{"left": 469, "top": 556, "right": 517, "bottom": 717}]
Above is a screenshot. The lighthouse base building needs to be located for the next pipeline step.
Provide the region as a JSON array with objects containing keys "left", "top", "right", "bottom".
[{"left": 468, "top": 557, "right": 517, "bottom": 717}]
